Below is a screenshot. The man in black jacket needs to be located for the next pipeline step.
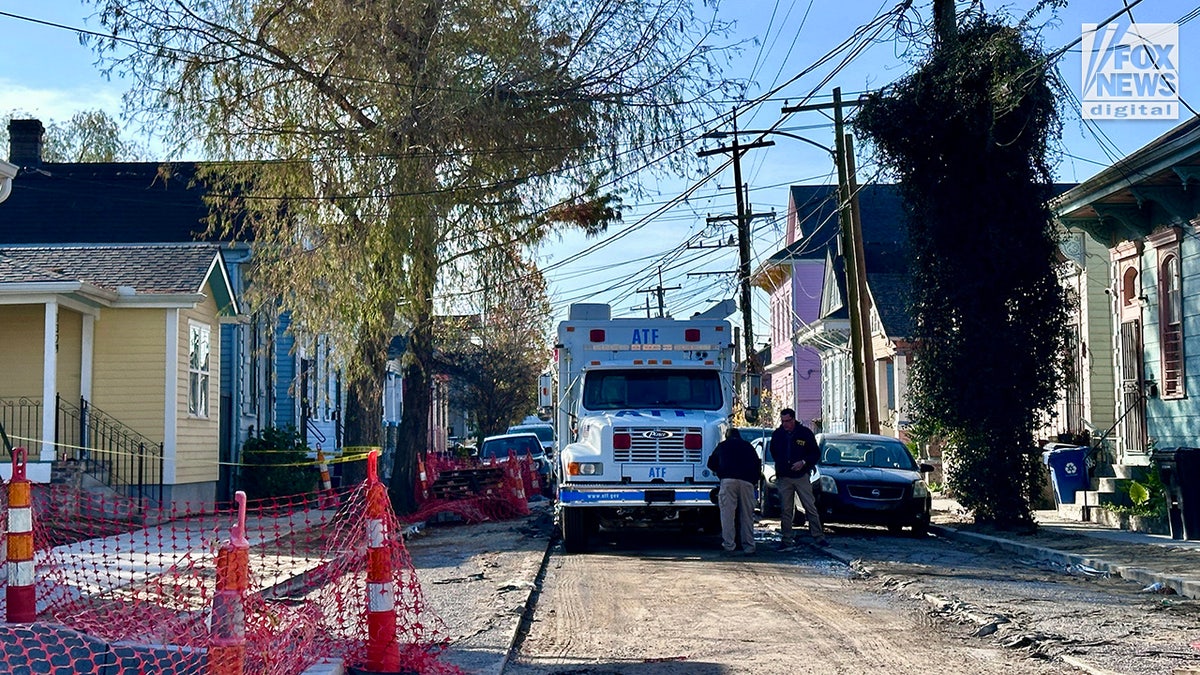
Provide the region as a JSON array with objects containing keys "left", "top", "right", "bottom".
[
  {"left": 769, "top": 408, "right": 827, "bottom": 549},
  {"left": 707, "top": 427, "right": 761, "bottom": 555}
]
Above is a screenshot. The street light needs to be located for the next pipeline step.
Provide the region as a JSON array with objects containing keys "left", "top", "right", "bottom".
[{"left": 701, "top": 129, "right": 833, "bottom": 156}]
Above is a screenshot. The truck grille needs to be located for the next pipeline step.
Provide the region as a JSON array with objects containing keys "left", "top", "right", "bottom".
[{"left": 614, "top": 426, "right": 703, "bottom": 463}]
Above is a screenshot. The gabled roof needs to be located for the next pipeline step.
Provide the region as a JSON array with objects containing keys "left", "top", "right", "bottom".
[
  {"left": 795, "top": 185, "right": 910, "bottom": 338},
  {"left": 755, "top": 184, "right": 908, "bottom": 291},
  {"left": 0, "top": 162, "right": 248, "bottom": 244},
  {"left": 787, "top": 184, "right": 908, "bottom": 247},
  {"left": 0, "top": 243, "right": 238, "bottom": 314}
]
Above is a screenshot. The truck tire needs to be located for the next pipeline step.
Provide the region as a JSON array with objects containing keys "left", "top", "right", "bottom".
[{"left": 562, "top": 507, "right": 590, "bottom": 553}]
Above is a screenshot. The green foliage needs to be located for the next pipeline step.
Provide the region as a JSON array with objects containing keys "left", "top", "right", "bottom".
[
  {"left": 855, "top": 14, "right": 1070, "bottom": 529},
  {"left": 1107, "top": 471, "right": 1167, "bottom": 519},
  {"left": 84, "top": 0, "right": 740, "bottom": 512},
  {"left": 2, "top": 109, "right": 146, "bottom": 162},
  {"left": 434, "top": 265, "right": 551, "bottom": 438},
  {"left": 239, "top": 426, "right": 317, "bottom": 500}
]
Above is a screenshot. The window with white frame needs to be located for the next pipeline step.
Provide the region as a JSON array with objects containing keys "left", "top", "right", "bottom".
[
  {"left": 189, "top": 322, "right": 211, "bottom": 417},
  {"left": 1160, "top": 251, "right": 1184, "bottom": 397}
]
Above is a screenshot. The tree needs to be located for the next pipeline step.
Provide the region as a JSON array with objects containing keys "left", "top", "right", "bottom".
[
  {"left": 435, "top": 252, "right": 550, "bottom": 440},
  {"left": 85, "top": 0, "right": 738, "bottom": 511},
  {"left": 854, "top": 7, "right": 1070, "bottom": 529},
  {"left": 2, "top": 109, "right": 145, "bottom": 162}
]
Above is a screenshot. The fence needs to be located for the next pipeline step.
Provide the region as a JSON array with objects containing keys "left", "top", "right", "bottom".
[{"left": 0, "top": 396, "right": 163, "bottom": 502}]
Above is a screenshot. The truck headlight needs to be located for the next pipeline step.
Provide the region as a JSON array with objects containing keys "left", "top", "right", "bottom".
[
  {"left": 912, "top": 480, "right": 928, "bottom": 499},
  {"left": 568, "top": 462, "right": 602, "bottom": 476},
  {"left": 818, "top": 475, "right": 838, "bottom": 494}
]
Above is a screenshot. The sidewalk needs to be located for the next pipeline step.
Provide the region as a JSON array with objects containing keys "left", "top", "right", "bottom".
[{"left": 930, "top": 498, "right": 1200, "bottom": 599}]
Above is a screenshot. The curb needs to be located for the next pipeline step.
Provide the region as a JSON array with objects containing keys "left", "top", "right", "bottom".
[
  {"left": 496, "top": 530, "right": 557, "bottom": 675},
  {"left": 929, "top": 524, "right": 1200, "bottom": 600}
]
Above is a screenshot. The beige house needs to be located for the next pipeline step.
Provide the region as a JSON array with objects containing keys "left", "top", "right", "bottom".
[{"left": 0, "top": 244, "right": 238, "bottom": 506}]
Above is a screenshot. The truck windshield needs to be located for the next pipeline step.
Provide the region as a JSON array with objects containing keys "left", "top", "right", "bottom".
[{"left": 582, "top": 369, "right": 723, "bottom": 411}]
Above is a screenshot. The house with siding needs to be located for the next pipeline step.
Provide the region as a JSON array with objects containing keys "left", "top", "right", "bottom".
[
  {"left": 0, "top": 118, "right": 344, "bottom": 499},
  {"left": 751, "top": 186, "right": 839, "bottom": 427},
  {"left": 0, "top": 244, "right": 236, "bottom": 507},
  {"left": 1040, "top": 230, "right": 1117, "bottom": 451},
  {"left": 1053, "top": 116, "right": 1200, "bottom": 472},
  {"left": 759, "top": 184, "right": 911, "bottom": 437}
]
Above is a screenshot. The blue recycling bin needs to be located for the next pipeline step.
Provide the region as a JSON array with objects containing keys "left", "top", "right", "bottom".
[{"left": 1042, "top": 445, "right": 1090, "bottom": 504}]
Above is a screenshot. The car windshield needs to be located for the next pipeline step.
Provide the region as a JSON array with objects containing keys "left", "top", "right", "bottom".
[
  {"left": 480, "top": 436, "right": 543, "bottom": 460},
  {"left": 582, "top": 369, "right": 723, "bottom": 410},
  {"left": 820, "top": 439, "right": 917, "bottom": 470},
  {"left": 510, "top": 425, "right": 555, "bottom": 443},
  {"left": 736, "top": 427, "right": 772, "bottom": 444}
]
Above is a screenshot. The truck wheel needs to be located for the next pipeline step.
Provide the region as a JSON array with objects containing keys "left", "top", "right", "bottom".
[{"left": 562, "top": 508, "right": 590, "bottom": 553}]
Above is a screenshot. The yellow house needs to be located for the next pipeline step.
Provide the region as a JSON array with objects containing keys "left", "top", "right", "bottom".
[{"left": 0, "top": 244, "right": 238, "bottom": 507}]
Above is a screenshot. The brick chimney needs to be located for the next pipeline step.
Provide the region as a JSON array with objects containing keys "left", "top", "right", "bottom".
[{"left": 8, "top": 119, "right": 44, "bottom": 167}]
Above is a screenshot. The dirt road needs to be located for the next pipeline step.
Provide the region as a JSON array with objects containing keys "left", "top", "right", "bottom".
[
  {"left": 506, "top": 528, "right": 1077, "bottom": 675},
  {"left": 827, "top": 524, "right": 1200, "bottom": 675},
  {"left": 406, "top": 507, "right": 1200, "bottom": 675}
]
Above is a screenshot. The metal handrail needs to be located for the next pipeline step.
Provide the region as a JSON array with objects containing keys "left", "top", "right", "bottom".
[{"left": 0, "top": 396, "right": 163, "bottom": 503}]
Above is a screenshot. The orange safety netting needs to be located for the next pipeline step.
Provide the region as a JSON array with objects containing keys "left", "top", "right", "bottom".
[{"left": 0, "top": 478, "right": 459, "bottom": 674}]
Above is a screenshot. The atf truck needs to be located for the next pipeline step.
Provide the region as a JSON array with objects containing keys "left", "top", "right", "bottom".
[{"left": 553, "top": 302, "right": 736, "bottom": 552}]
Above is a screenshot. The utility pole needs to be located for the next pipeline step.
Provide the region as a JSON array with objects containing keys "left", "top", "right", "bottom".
[
  {"left": 830, "top": 89, "right": 868, "bottom": 434},
  {"left": 783, "top": 89, "right": 874, "bottom": 433},
  {"left": 843, "top": 132, "right": 879, "bottom": 434},
  {"left": 635, "top": 268, "right": 679, "bottom": 318},
  {"left": 698, "top": 109, "right": 774, "bottom": 417}
]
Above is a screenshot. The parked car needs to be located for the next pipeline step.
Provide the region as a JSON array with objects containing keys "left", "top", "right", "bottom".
[
  {"left": 813, "top": 432, "right": 933, "bottom": 536},
  {"left": 506, "top": 422, "right": 557, "bottom": 455},
  {"left": 479, "top": 432, "right": 553, "bottom": 489},
  {"left": 751, "top": 435, "right": 782, "bottom": 517},
  {"left": 735, "top": 426, "right": 773, "bottom": 445}
]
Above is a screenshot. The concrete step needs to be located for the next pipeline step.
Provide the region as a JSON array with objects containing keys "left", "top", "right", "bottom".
[
  {"left": 1079, "top": 489, "right": 1132, "bottom": 508},
  {"left": 1054, "top": 503, "right": 1089, "bottom": 521},
  {"left": 1111, "top": 464, "right": 1151, "bottom": 480},
  {"left": 1097, "top": 477, "right": 1131, "bottom": 492}
]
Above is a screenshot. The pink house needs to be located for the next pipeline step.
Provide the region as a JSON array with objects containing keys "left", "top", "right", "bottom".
[{"left": 752, "top": 187, "right": 841, "bottom": 428}]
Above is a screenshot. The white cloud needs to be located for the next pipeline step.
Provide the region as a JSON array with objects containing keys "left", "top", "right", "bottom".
[{"left": 0, "top": 78, "right": 123, "bottom": 123}]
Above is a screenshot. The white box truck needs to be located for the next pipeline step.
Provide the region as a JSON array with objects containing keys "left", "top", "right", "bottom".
[{"left": 553, "top": 302, "right": 735, "bottom": 552}]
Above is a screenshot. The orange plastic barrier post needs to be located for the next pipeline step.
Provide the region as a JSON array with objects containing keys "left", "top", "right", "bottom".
[
  {"left": 363, "top": 450, "right": 401, "bottom": 672},
  {"left": 507, "top": 450, "right": 526, "bottom": 504},
  {"left": 316, "top": 447, "right": 339, "bottom": 509},
  {"left": 6, "top": 447, "right": 35, "bottom": 623},
  {"left": 415, "top": 456, "right": 430, "bottom": 504},
  {"left": 209, "top": 491, "right": 249, "bottom": 675},
  {"left": 525, "top": 451, "right": 542, "bottom": 497}
]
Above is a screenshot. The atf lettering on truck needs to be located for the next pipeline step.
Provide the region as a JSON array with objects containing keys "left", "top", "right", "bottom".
[
  {"left": 553, "top": 302, "right": 736, "bottom": 553},
  {"left": 631, "top": 328, "right": 660, "bottom": 344}
]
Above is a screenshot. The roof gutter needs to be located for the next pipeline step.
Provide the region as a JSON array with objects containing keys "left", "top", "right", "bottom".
[{"left": 0, "top": 160, "right": 16, "bottom": 204}]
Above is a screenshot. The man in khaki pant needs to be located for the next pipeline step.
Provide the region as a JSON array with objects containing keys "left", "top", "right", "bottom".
[
  {"left": 769, "top": 408, "right": 827, "bottom": 549},
  {"left": 707, "top": 427, "right": 761, "bottom": 555}
]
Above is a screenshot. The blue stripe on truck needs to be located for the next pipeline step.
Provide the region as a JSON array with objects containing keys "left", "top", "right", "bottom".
[{"left": 559, "top": 488, "right": 715, "bottom": 505}]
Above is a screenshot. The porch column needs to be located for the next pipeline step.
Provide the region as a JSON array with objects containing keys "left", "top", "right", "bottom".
[
  {"left": 41, "top": 302, "right": 58, "bottom": 462},
  {"left": 894, "top": 354, "right": 909, "bottom": 429},
  {"left": 81, "top": 314, "right": 95, "bottom": 402}
]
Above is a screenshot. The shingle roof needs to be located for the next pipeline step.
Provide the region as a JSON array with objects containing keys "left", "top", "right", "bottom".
[
  {"left": 0, "top": 244, "right": 222, "bottom": 294},
  {"left": 0, "top": 162, "right": 247, "bottom": 244},
  {"left": 787, "top": 184, "right": 908, "bottom": 250}
]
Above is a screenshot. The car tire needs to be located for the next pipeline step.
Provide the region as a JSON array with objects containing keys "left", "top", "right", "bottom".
[
  {"left": 758, "top": 480, "right": 780, "bottom": 518},
  {"left": 910, "top": 520, "right": 929, "bottom": 538},
  {"left": 887, "top": 523, "right": 904, "bottom": 534}
]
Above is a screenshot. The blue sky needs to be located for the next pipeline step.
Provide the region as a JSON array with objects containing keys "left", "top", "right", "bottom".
[{"left": 1, "top": 1, "right": 1195, "bottom": 341}]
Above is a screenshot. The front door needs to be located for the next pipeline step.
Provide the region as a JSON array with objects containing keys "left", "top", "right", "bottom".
[{"left": 1119, "top": 320, "right": 1147, "bottom": 462}]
